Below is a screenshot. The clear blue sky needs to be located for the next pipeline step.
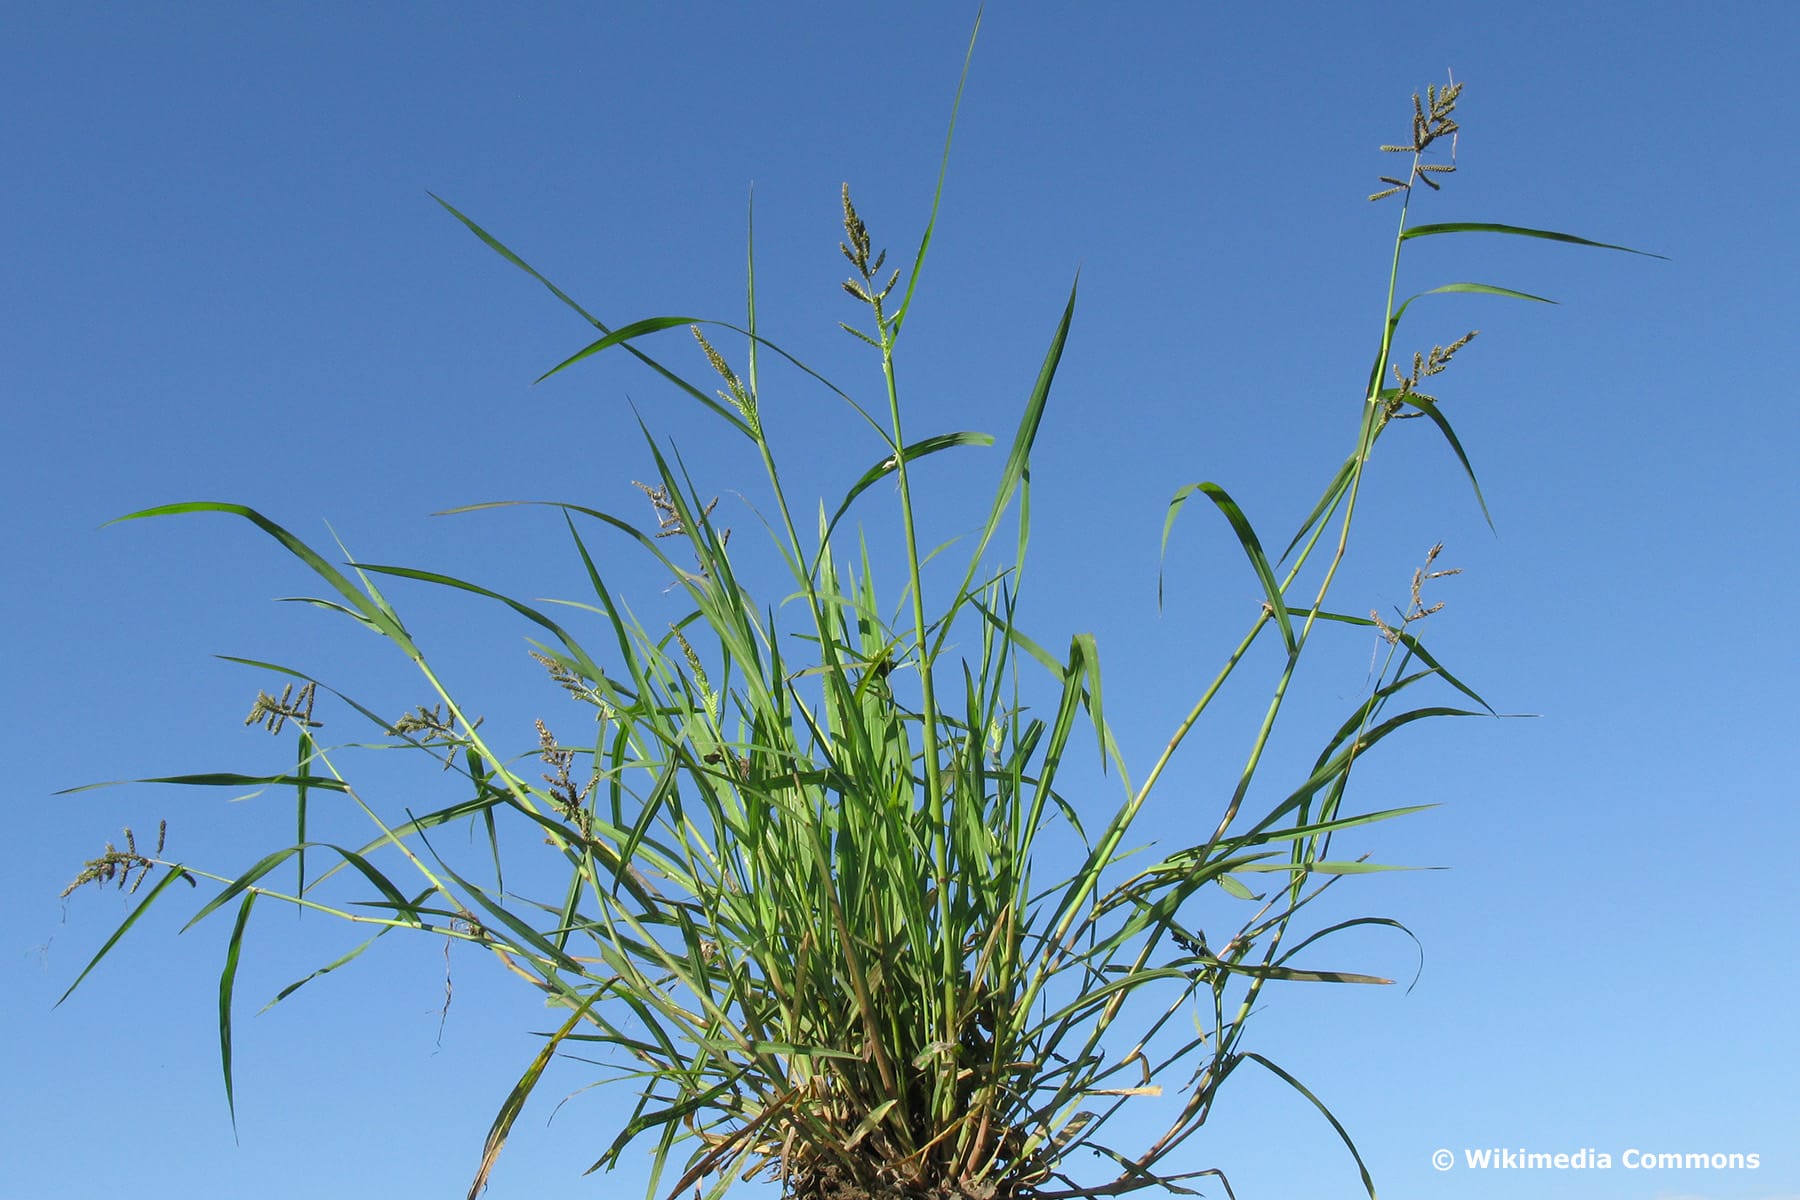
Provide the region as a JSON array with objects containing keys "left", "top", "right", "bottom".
[{"left": 8, "top": 3, "right": 1797, "bottom": 1199}]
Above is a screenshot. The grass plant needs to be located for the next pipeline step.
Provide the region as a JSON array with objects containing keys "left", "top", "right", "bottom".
[{"left": 59, "top": 27, "right": 1658, "bottom": 1200}]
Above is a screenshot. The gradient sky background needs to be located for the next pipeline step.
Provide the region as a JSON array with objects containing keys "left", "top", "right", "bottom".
[{"left": 7, "top": 3, "right": 1797, "bottom": 1199}]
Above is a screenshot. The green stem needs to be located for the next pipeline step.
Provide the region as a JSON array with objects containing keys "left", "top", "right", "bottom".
[
  {"left": 1028, "top": 151, "right": 1426, "bottom": 996},
  {"left": 873, "top": 291, "right": 957, "bottom": 1115}
]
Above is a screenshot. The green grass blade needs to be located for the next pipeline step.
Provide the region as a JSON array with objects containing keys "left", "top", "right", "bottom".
[
  {"left": 1165, "top": 482, "right": 1295, "bottom": 653},
  {"left": 1247, "top": 614, "right": 1495, "bottom": 713},
  {"left": 1386, "top": 283, "right": 1557, "bottom": 340},
  {"left": 1387, "top": 629, "right": 1494, "bottom": 713},
  {"left": 420, "top": 843, "right": 586, "bottom": 978},
  {"left": 1402, "top": 220, "right": 1668, "bottom": 259},
  {"left": 218, "top": 890, "right": 257, "bottom": 1134},
  {"left": 954, "top": 276, "right": 1076, "bottom": 611},
  {"left": 353, "top": 562, "right": 608, "bottom": 683},
  {"left": 259, "top": 909, "right": 419, "bottom": 1013},
  {"left": 1391, "top": 392, "right": 1492, "bottom": 528},
  {"left": 430, "top": 193, "right": 611, "bottom": 327},
  {"left": 182, "top": 847, "right": 300, "bottom": 932},
  {"left": 1239, "top": 1053, "right": 1378, "bottom": 1199},
  {"left": 1274, "top": 916, "right": 1424, "bottom": 991},
  {"left": 104, "top": 504, "right": 418, "bottom": 656},
  {"left": 430, "top": 197, "right": 760, "bottom": 438},
  {"left": 294, "top": 729, "right": 314, "bottom": 902},
  {"left": 534, "top": 314, "right": 701, "bottom": 383},
  {"left": 889, "top": 5, "right": 981, "bottom": 338},
  {"left": 317, "top": 844, "right": 427, "bottom": 924},
  {"left": 55, "top": 865, "right": 197, "bottom": 1006},
  {"left": 1419, "top": 280, "right": 1557, "bottom": 304},
  {"left": 466, "top": 989, "right": 606, "bottom": 1200},
  {"left": 55, "top": 773, "right": 350, "bottom": 797},
  {"left": 821, "top": 431, "right": 995, "bottom": 552},
  {"left": 1240, "top": 705, "right": 1485, "bottom": 842},
  {"left": 1277, "top": 455, "right": 1356, "bottom": 567},
  {"left": 1217, "top": 961, "right": 1393, "bottom": 984},
  {"left": 745, "top": 185, "right": 760, "bottom": 410},
  {"left": 1234, "top": 860, "right": 1424, "bottom": 876}
]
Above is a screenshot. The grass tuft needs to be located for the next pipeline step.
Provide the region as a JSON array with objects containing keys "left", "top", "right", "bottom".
[{"left": 58, "top": 38, "right": 1657, "bottom": 1200}]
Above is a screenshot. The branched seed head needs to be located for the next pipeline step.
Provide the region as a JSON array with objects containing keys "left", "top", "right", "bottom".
[
  {"left": 390, "top": 703, "right": 481, "bottom": 769},
  {"left": 1371, "top": 78, "right": 1463, "bottom": 201},
  {"left": 839, "top": 184, "right": 900, "bottom": 319},
  {"left": 634, "top": 480, "right": 685, "bottom": 537},
  {"left": 840, "top": 183, "right": 873, "bottom": 275},
  {"left": 390, "top": 703, "right": 456, "bottom": 738},
  {"left": 671, "top": 626, "right": 718, "bottom": 720},
  {"left": 531, "top": 650, "right": 616, "bottom": 719},
  {"left": 691, "top": 325, "right": 760, "bottom": 437},
  {"left": 62, "top": 824, "right": 197, "bottom": 897},
  {"left": 634, "top": 480, "right": 729, "bottom": 581},
  {"left": 244, "top": 682, "right": 321, "bottom": 735},
  {"left": 1372, "top": 543, "right": 1463, "bottom": 643},
  {"left": 1383, "top": 330, "right": 1479, "bottom": 422},
  {"left": 535, "top": 718, "right": 594, "bottom": 831}
]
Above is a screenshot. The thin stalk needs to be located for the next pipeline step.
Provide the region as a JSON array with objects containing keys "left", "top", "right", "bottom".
[
  {"left": 870, "top": 288, "right": 957, "bottom": 1110},
  {"left": 1300, "top": 147, "right": 1423, "bottom": 629},
  {"left": 1026, "top": 150, "right": 1427, "bottom": 1014}
]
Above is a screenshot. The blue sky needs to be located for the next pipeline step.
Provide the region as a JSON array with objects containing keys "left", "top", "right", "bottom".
[{"left": 7, "top": 3, "right": 1797, "bottom": 1198}]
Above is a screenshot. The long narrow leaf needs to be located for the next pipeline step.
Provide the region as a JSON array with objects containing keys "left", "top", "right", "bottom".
[
  {"left": 949, "top": 276, "right": 1077, "bottom": 629},
  {"left": 1165, "top": 483, "right": 1295, "bottom": 653},
  {"left": 466, "top": 990, "right": 606, "bottom": 1200},
  {"left": 822, "top": 431, "right": 995, "bottom": 552},
  {"left": 1240, "top": 1053, "right": 1378, "bottom": 1199},
  {"left": 56, "top": 773, "right": 350, "bottom": 797},
  {"left": 104, "top": 504, "right": 417, "bottom": 656},
  {"left": 1402, "top": 221, "right": 1668, "bottom": 259},
  {"left": 1393, "top": 391, "right": 1492, "bottom": 528},
  {"left": 219, "top": 891, "right": 257, "bottom": 1133},
  {"left": 889, "top": 6, "right": 982, "bottom": 337},
  {"left": 55, "top": 866, "right": 197, "bottom": 1006}
]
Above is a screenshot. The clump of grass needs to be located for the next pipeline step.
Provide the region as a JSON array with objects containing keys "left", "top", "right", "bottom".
[{"left": 58, "top": 26, "right": 1659, "bottom": 1200}]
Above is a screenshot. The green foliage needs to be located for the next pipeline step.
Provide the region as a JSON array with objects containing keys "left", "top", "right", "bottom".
[{"left": 59, "top": 27, "right": 1656, "bottom": 1200}]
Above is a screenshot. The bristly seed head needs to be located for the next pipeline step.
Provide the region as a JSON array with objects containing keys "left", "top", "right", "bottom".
[
  {"left": 690, "top": 325, "right": 759, "bottom": 437},
  {"left": 1371, "top": 78, "right": 1463, "bottom": 201},
  {"left": 536, "top": 718, "right": 594, "bottom": 827},
  {"left": 531, "top": 650, "right": 615, "bottom": 719},
  {"left": 634, "top": 480, "right": 685, "bottom": 538},
  {"left": 840, "top": 183, "right": 871, "bottom": 273},
  {"left": 670, "top": 625, "right": 718, "bottom": 720},
  {"left": 62, "top": 825, "right": 197, "bottom": 898},
  {"left": 389, "top": 703, "right": 481, "bottom": 769},
  {"left": 1382, "top": 330, "right": 1479, "bottom": 422},
  {"left": 839, "top": 184, "right": 899, "bottom": 319},
  {"left": 244, "top": 682, "right": 321, "bottom": 736},
  {"left": 1372, "top": 543, "right": 1463, "bottom": 643}
]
